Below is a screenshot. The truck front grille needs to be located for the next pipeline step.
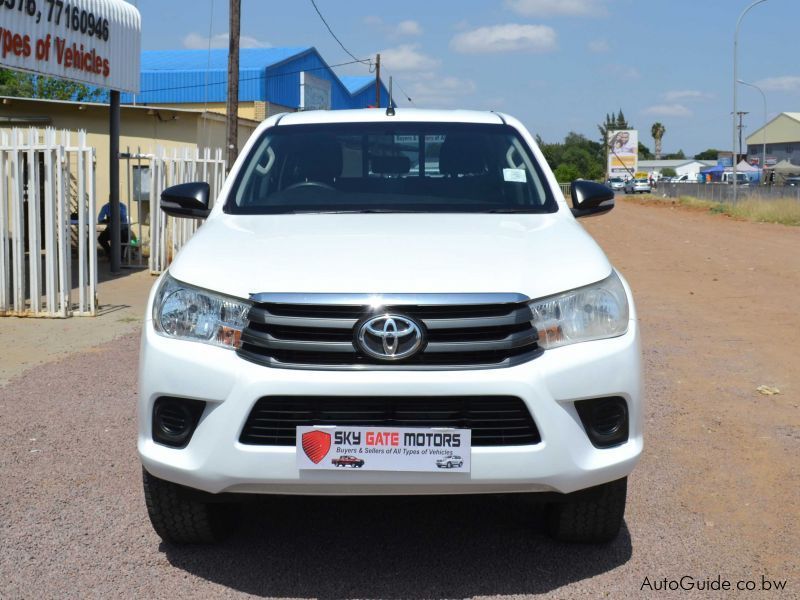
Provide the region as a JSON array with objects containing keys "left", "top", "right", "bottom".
[
  {"left": 239, "top": 395, "right": 541, "bottom": 446},
  {"left": 237, "top": 294, "right": 541, "bottom": 370}
]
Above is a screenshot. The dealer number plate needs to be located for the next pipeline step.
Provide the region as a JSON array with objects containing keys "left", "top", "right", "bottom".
[{"left": 296, "top": 426, "right": 471, "bottom": 473}]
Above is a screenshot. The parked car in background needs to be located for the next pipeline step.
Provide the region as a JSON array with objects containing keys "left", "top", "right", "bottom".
[
  {"left": 607, "top": 177, "right": 625, "bottom": 191},
  {"left": 784, "top": 177, "right": 800, "bottom": 186},
  {"left": 624, "top": 178, "right": 651, "bottom": 194},
  {"left": 720, "top": 172, "right": 749, "bottom": 185}
]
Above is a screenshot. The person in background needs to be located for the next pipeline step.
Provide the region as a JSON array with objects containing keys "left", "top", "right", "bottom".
[{"left": 98, "top": 199, "right": 130, "bottom": 261}]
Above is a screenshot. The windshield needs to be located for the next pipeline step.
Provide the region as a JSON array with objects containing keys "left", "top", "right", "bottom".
[{"left": 226, "top": 122, "right": 557, "bottom": 214}]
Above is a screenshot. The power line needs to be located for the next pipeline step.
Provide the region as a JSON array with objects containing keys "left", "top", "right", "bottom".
[
  {"left": 393, "top": 78, "right": 415, "bottom": 106},
  {"left": 309, "top": 0, "right": 372, "bottom": 67},
  {"left": 137, "top": 59, "right": 366, "bottom": 95}
]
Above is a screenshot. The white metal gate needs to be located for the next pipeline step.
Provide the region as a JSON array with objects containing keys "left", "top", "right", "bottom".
[
  {"left": 147, "top": 147, "right": 226, "bottom": 274},
  {"left": 0, "top": 128, "right": 97, "bottom": 317}
]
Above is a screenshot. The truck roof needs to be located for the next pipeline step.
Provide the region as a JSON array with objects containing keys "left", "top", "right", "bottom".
[{"left": 275, "top": 108, "right": 507, "bottom": 127}]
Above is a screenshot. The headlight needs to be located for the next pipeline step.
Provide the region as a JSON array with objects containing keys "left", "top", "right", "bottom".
[
  {"left": 153, "top": 274, "right": 251, "bottom": 349},
  {"left": 530, "top": 271, "right": 629, "bottom": 349}
]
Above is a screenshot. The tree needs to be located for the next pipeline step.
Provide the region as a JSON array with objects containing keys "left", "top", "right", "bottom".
[
  {"left": 598, "top": 109, "right": 632, "bottom": 147},
  {"left": 553, "top": 163, "right": 581, "bottom": 182},
  {"left": 694, "top": 148, "right": 719, "bottom": 160},
  {"left": 663, "top": 150, "right": 686, "bottom": 160},
  {"left": 661, "top": 167, "right": 677, "bottom": 177},
  {"left": 0, "top": 68, "right": 33, "bottom": 97},
  {"left": 651, "top": 122, "right": 666, "bottom": 159},
  {"left": 0, "top": 68, "right": 104, "bottom": 102},
  {"left": 539, "top": 131, "right": 605, "bottom": 182},
  {"left": 638, "top": 142, "right": 654, "bottom": 160}
]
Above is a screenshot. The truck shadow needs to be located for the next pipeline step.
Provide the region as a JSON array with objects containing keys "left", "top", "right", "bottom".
[{"left": 161, "top": 493, "right": 632, "bottom": 598}]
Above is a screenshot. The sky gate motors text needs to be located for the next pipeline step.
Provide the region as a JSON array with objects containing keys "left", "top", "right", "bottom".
[{"left": 333, "top": 430, "right": 463, "bottom": 448}]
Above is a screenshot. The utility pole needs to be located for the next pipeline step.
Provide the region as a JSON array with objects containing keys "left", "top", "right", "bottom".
[
  {"left": 225, "top": 0, "right": 241, "bottom": 172},
  {"left": 733, "top": 0, "right": 769, "bottom": 202},
  {"left": 109, "top": 90, "right": 121, "bottom": 274},
  {"left": 375, "top": 53, "right": 381, "bottom": 108},
  {"left": 733, "top": 111, "right": 749, "bottom": 161}
]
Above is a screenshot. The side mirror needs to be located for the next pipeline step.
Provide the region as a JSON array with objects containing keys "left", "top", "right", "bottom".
[
  {"left": 161, "top": 182, "right": 211, "bottom": 219},
  {"left": 570, "top": 180, "right": 615, "bottom": 218}
]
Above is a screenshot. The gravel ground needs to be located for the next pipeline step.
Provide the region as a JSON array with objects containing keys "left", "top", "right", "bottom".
[{"left": 1, "top": 200, "right": 797, "bottom": 598}]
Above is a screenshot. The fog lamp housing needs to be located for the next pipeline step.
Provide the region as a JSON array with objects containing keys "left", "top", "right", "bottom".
[
  {"left": 574, "top": 396, "right": 629, "bottom": 448},
  {"left": 152, "top": 397, "right": 206, "bottom": 448}
]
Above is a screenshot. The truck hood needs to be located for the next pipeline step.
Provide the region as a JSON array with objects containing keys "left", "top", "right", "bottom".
[{"left": 168, "top": 213, "right": 612, "bottom": 301}]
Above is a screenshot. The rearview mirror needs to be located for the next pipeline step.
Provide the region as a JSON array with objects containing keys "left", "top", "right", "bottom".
[
  {"left": 570, "top": 180, "right": 615, "bottom": 218},
  {"left": 161, "top": 182, "right": 211, "bottom": 219}
]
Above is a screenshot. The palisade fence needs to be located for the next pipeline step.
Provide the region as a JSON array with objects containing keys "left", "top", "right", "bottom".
[
  {"left": 659, "top": 182, "right": 800, "bottom": 202},
  {"left": 146, "top": 147, "right": 226, "bottom": 274},
  {"left": 0, "top": 128, "right": 96, "bottom": 317}
]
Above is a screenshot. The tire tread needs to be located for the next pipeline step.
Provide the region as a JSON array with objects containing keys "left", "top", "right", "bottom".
[
  {"left": 142, "top": 469, "right": 234, "bottom": 544},
  {"left": 547, "top": 477, "right": 627, "bottom": 543}
]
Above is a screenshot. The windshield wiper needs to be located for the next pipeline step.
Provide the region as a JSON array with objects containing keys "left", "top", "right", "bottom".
[{"left": 482, "top": 208, "right": 539, "bottom": 213}]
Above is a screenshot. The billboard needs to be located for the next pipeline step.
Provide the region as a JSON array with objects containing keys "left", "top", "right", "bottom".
[
  {"left": 0, "top": 0, "right": 141, "bottom": 92},
  {"left": 300, "top": 71, "right": 331, "bottom": 110},
  {"left": 607, "top": 130, "right": 638, "bottom": 178}
]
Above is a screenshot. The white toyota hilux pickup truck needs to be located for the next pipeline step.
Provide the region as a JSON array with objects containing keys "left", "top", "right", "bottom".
[{"left": 139, "top": 108, "right": 642, "bottom": 544}]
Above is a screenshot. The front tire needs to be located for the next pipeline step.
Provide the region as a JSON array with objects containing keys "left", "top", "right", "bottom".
[
  {"left": 142, "top": 469, "right": 238, "bottom": 544},
  {"left": 546, "top": 477, "right": 627, "bottom": 543}
]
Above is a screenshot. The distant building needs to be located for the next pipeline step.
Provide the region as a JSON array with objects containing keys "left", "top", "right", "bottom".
[
  {"left": 745, "top": 112, "right": 800, "bottom": 167},
  {"left": 637, "top": 159, "right": 716, "bottom": 180},
  {"left": 121, "top": 47, "right": 391, "bottom": 120}
]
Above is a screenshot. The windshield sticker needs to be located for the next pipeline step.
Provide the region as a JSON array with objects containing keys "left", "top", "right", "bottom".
[{"left": 503, "top": 168, "right": 527, "bottom": 183}]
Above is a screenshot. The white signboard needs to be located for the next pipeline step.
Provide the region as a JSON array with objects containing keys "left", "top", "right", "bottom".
[
  {"left": 0, "top": 0, "right": 141, "bottom": 92},
  {"left": 297, "top": 426, "right": 471, "bottom": 473},
  {"left": 607, "top": 129, "right": 638, "bottom": 177},
  {"left": 300, "top": 71, "right": 330, "bottom": 110}
]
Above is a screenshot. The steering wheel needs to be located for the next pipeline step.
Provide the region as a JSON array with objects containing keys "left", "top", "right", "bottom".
[{"left": 284, "top": 180, "right": 336, "bottom": 192}]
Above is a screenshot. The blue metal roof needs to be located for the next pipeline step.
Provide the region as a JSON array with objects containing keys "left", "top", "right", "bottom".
[
  {"left": 122, "top": 47, "right": 390, "bottom": 110},
  {"left": 140, "top": 47, "right": 311, "bottom": 72},
  {"left": 339, "top": 75, "right": 374, "bottom": 95}
]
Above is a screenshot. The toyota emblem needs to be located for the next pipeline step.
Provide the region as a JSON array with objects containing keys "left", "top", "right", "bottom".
[{"left": 356, "top": 314, "right": 424, "bottom": 360}]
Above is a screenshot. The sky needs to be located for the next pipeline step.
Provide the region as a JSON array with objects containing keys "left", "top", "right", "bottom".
[{"left": 130, "top": 0, "right": 799, "bottom": 157}]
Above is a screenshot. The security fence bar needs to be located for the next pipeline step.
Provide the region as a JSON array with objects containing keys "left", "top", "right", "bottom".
[{"left": 0, "top": 128, "right": 96, "bottom": 318}]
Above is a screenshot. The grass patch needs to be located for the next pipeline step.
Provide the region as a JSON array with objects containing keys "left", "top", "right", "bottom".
[
  {"left": 647, "top": 195, "right": 800, "bottom": 226},
  {"left": 676, "top": 196, "right": 719, "bottom": 211},
  {"left": 726, "top": 198, "right": 800, "bottom": 226}
]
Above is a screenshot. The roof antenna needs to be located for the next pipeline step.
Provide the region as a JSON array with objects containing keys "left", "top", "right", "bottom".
[{"left": 386, "top": 76, "right": 395, "bottom": 116}]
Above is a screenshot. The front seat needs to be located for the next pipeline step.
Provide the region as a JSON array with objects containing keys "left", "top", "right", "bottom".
[{"left": 292, "top": 134, "right": 343, "bottom": 185}]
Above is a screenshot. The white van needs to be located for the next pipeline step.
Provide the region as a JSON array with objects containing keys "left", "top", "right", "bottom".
[{"left": 721, "top": 172, "right": 750, "bottom": 185}]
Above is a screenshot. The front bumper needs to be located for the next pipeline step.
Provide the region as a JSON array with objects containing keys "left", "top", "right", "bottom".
[{"left": 137, "top": 314, "right": 643, "bottom": 496}]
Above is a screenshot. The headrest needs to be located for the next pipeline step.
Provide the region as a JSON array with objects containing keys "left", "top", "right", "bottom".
[
  {"left": 296, "top": 134, "right": 343, "bottom": 182},
  {"left": 370, "top": 155, "right": 411, "bottom": 175},
  {"left": 439, "top": 134, "right": 488, "bottom": 176}
]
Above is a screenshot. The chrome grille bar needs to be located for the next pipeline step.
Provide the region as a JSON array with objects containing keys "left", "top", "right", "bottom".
[{"left": 238, "top": 293, "right": 541, "bottom": 370}]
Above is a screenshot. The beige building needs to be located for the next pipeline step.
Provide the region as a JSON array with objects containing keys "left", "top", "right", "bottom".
[
  {"left": 745, "top": 112, "right": 800, "bottom": 166},
  {"left": 0, "top": 96, "right": 259, "bottom": 227},
  {"left": 147, "top": 100, "right": 293, "bottom": 122}
]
